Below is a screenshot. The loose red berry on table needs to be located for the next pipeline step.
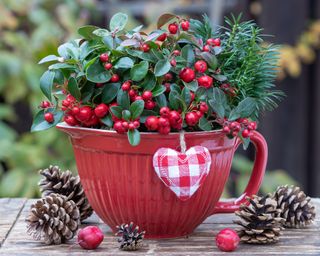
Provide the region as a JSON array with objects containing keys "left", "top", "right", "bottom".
[
  {"left": 203, "top": 44, "right": 210, "bottom": 52},
  {"left": 160, "top": 107, "right": 170, "bottom": 117},
  {"left": 40, "top": 101, "right": 51, "bottom": 108},
  {"left": 78, "top": 226, "right": 104, "bottom": 250},
  {"left": 164, "top": 73, "right": 173, "bottom": 81},
  {"left": 173, "top": 50, "right": 180, "bottom": 56},
  {"left": 44, "top": 112, "right": 54, "bottom": 123},
  {"left": 94, "top": 103, "right": 109, "bottom": 118},
  {"left": 142, "top": 90, "right": 153, "bottom": 101},
  {"left": 104, "top": 62, "right": 112, "bottom": 70},
  {"left": 197, "top": 75, "right": 213, "bottom": 88},
  {"left": 145, "top": 116, "right": 159, "bottom": 131},
  {"left": 64, "top": 115, "right": 78, "bottom": 126},
  {"left": 145, "top": 100, "right": 156, "bottom": 110},
  {"left": 168, "top": 23, "right": 178, "bottom": 34},
  {"left": 215, "top": 228, "right": 240, "bottom": 252},
  {"left": 141, "top": 43, "right": 150, "bottom": 52},
  {"left": 179, "top": 68, "right": 195, "bottom": 83},
  {"left": 180, "top": 20, "right": 190, "bottom": 31},
  {"left": 170, "top": 59, "right": 176, "bottom": 67},
  {"left": 76, "top": 106, "right": 92, "bottom": 122},
  {"left": 121, "top": 81, "right": 131, "bottom": 91},
  {"left": 99, "top": 53, "right": 109, "bottom": 63},
  {"left": 185, "top": 112, "right": 198, "bottom": 126},
  {"left": 194, "top": 60, "right": 208, "bottom": 73},
  {"left": 110, "top": 74, "right": 120, "bottom": 83},
  {"left": 157, "top": 33, "right": 167, "bottom": 41}
]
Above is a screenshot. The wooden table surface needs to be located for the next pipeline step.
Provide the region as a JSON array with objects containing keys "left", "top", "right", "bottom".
[{"left": 0, "top": 198, "right": 319, "bottom": 255}]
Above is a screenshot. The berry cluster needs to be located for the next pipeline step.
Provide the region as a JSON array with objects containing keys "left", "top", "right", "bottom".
[
  {"left": 113, "top": 119, "right": 140, "bottom": 134},
  {"left": 222, "top": 118, "right": 257, "bottom": 138}
]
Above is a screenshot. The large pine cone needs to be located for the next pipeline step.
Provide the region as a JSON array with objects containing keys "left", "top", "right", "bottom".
[
  {"left": 26, "top": 194, "right": 80, "bottom": 245},
  {"left": 234, "top": 195, "right": 285, "bottom": 244},
  {"left": 39, "top": 165, "right": 93, "bottom": 221},
  {"left": 273, "top": 185, "right": 316, "bottom": 228}
]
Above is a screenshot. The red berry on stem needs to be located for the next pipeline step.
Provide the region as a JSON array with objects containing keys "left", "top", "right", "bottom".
[
  {"left": 66, "top": 94, "right": 75, "bottom": 103},
  {"left": 203, "top": 44, "right": 210, "bottom": 52},
  {"left": 122, "top": 121, "right": 129, "bottom": 130},
  {"left": 121, "top": 81, "right": 131, "bottom": 91},
  {"left": 194, "top": 60, "right": 208, "bottom": 73},
  {"left": 40, "top": 101, "right": 51, "bottom": 108},
  {"left": 249, "top": 121, "right": 257, "bottom": 130},
  {"left": 173, "top": 50, "right": 180, "bottom": 56},
  {"left": 181, "top": 20, "right": 190, "bottom": 31},
  {"left": 44, "top": 112, "right": 54, "bottom": 123},
  {"left": 199, "top": 102, "right": 209, "bottom": 113},
  {"left": 72, "top": 106, "right": 80, "bottom": 115},
  {"left": 135, "top": 95, "right": 143, "bottom": 101},
  {"left": 215, "top": 228, "right": 240, "bottom": 252},
  {"left": 197, "top": 75, "right": 213, "bottom": 88},
  {"left": 207, "top": 38, "right": 221, "bottom": 46},
  {"left": 179, "top": 68, "right": 195, "bottom": 83},
  {"left": 62, "top": 100, "right": 70, "bottom": 107},
  {"left": 78, "top": 226, "right": 104, "bottom": 250},
  {"left": 129, "top": 89, "right": 137, "bottom": 98},
  {"left": 164, "top": 82, "right": 171, "bottom": 93},
  {"left": 110, "top": 74, "right": 120, "bottom": 83},
  {"left": 142, "top": 90, "right": 153, "bottom": 101},
  {"left": 145, "top": 100, "right": 156, "bottom": 110},
  {"left": 170, "top": 59, "right": 176, "bottom": 67},
  {"left": 145, "top": 116, "right": 159, "bottom": 131},
  {"left": 168, "top": 23, "right": 178, "bottom": 34},
  {"left": 190, "top": 92, "right": 195, "bottom": 102},
  {"left": 141, "top": 43, "right": 150, "bottom": 52},
  {"left": 133, "top": 120, "right": 140, "bottom": 128},
  {"left": 185, "top": 112, "right": 198, "bottom": 126},
  {"left": 64, "top": 115, "right": 78, "bottom": 126},
  {"left": 114, "top": 121, "right": 126, "bottom": 134},
  {"left": 99, "top": 53, "right": 109, "bottom": 62},
  {"left": 76, "top": 106, "right": 92, "bottom": 122},
  {"left": 223, "top": 126, "right": 230, "bottom": 134},
  {"left": 169, "top": 110, "right": 182, "bottom": 129},
  {"left": 128, "top": 122, "right": 135, "bottom": 130},
  {"left": 158, "top": 126, "right": 170, "bottom": 135},
  {"left": 158, "top": 117, "right": 170, "bottom": 127},
  {"left": 94, "top": 103, "right": 109, "bottom": 118},
  {"left": 160, "top": 107, "right": 170, "bottom": 117},
  {"left": 242, "top": 129, "right": 250, "bottom": 138},
  {"left": 157, "top": 33, "right": 167, "bottom": 41},
  {"left": 104, "top": 62, "right": 112, "bottom": 70},
  {"left": 164, "top": 73, "right": 173, "bottom": 81}
]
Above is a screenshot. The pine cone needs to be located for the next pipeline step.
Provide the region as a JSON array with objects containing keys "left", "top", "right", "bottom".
[
  {"left": 116, "top": 222, "right": 146, "bottom": 251},
  {"left": 26, "top": 194, "right": 80, "bottom": 245},
  {"left": 273, "top": 185, "right": 316, "bottom": 228},
  {"left": 39, "top": 165, "right": 93, "bottom": 221},
  {"left": 234, "top": 195, "right": 285, "bottom": 244}
]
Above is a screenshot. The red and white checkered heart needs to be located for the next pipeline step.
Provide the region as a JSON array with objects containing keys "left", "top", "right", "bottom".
[{"left": 153, "top": 146, "right": 212, "bottom": 201}]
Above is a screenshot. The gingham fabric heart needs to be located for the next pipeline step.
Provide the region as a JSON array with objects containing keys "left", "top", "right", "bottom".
[{"left": 153, "top": 146, "right": 212, "bottom": 201}]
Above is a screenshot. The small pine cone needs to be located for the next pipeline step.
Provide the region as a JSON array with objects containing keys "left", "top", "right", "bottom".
[
  {"left": 26, "top": 194, "right": 80, "bottom": 245},
  {"left": 39, "top": 165, "right": 93, "bottom": 221},
  {"left": 273, "top": 185, "right": 316, "bottom": 228},
  {"left": 234, "top": 195, "right": 285, "bottom": 244},
  {"left": 116, "top": 222, "right": 146, "bottom": 251}
]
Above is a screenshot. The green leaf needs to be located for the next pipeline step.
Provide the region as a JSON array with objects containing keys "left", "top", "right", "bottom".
[
  {"left": 157, "top": 13, "right": 177, "bottom": 29},
  {"left": 130, "top": 100, "right": 145, "bottom": 120},
  {"left": 200, "top": 52, "right": 218, "bottom": 69},
  {"left": 152, "top": 84, "right": 166, "bottom": 97},
  {"left": 199, "top": 117, "right": 212, "bottom": 131},
  {"left": 127, "top": 129, "right": 140, "bottom": 146},
  {"left": 84, "top": 56, "right": 99, "bottom": 71},
  {"left": 154, "top": 60, "right": 171, "bottom": 77},
  {"left": 114, "top": 57, "right": 134, "bottom": 69},
  {"left": 170, "top": 83, "right": 181, "bottom": 94},
  {"left": 103, "top": 35, "right": 114, "bottom": 49},
  {"left": 140, "top": 72, "right": 156, "bottom": 91},
  {"left": 229, "top": 97, "right": 257, "bottom": 120},
  {"left": 169, "top": 90, "right": 181, "bottom": 110},
  {"left": 110, "top": 13, "right": 128, "bottom": 32},
  {"left": 208, "top": 88, "right": 228, "bottom": 118},
  {"left": 195, "top": 87, "right": 207, "bottom": 100},
  {"left": 93, "top": 28, "right": 110, "bottom": 37},
  {"left": 68, "top": 77, "right": 81, "bottom": 101},
  {"left": 31, "top": 109, "right": 63, "bottom": 132},
  {"left": 212, "top": 74, "right": 227, "bottom": 82},
  {"left": 181, "top": 44, "right": 195, "bottom": 64},
  {"left": 78, "top": 25, "right": 99, "bottom": 39},
  {"left": 130, "top": 61, "right": 149, "bottom": 81},
  {"left": 40, "top": 70, "right": 55, "bottom": 101},
  {"left": 120, "top": 39, "right": 139, "bottom": 47},
  {"left": 151, "top": 49, "right": 164, "bottom": 60},
  {"left": 126, "top": 48, "right": 156, "bottom": 63},
  {"left": 110, "top": 106, "right": 123, "bottom": 119},
  {"left": 155, "top": 94, "right": 167, "bottom": 108},
  {"left": 100, "top": 114, "right": 113, "bottom": 127},
  {"left": 117, "top": 90, "right": 130, "bottom": 109},
  {"left": 54, "top": 70, "right": 64, "bottom": 84},
  {"left": 242, "top": 137, "right": 251, "bottom": 150},
  {"left": 122, "top": 110, "right": 131, "bottom": 121},
  {"left": 86, "top": 59, "right": 111, "bottom": 83},
  {"left": 81, "top": 82, "right": 95, "bottom": 103},
  {"left": 181, "top": 87, "right": 191, "bottom": 106},
  {"left": 38, "top": 55, "right": 60, "bottom": 64},
  {"left": 49, "top": 63, "right": 76, "bottom": 70},
  {"left": 102, "top": 83, "right": 120, "bottom": 103},
  {"left": 183, "top": 80, "right": 198, "bottom": 92}
]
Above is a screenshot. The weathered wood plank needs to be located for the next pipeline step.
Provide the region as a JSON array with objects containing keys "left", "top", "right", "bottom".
[
  {"left": 0, "top": 198, "right": 26, "bottom": 247},
  {"left": 0, "top": 199, "right": 319, "bottom": 255}
]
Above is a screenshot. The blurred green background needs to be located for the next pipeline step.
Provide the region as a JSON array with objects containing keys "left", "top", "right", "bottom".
[{"left": 2, "top": 0, "right": 320, "bottom": 198}]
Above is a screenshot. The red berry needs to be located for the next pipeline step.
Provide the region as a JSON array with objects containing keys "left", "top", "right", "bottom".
[
  {"left": 145, "top": 100, "right": 156, "bottom": 110},
  {"left": 114, "top": 121, "right": 126, "bottom": 134},
  {"left": 66, "top": 94, "right": 75, "bottom": 103},
  {"left": 141, "top": 43, "right": 150, "bottom": 52},
  {"left": 195, "top": 110, "right": 203, "bottom": 119},
  {"left": 223, "top": 126, "right": 230, "bottom": 134},
  {"left": 72, "top": 106, "right": 80, "bottom": 115},
  {"left": 170, "top": 59, "right": 176, "bottom": 67},
  {"left": 99, "top": 53, "right": 109, "bottom": 62},
  {"left": 164, "top": 83, "right": 171, "bottom": 93},
  {"left": 76, "top": 106, "right": 92, "bottom": 122},
  {"left": 129, "top": 89, "right": 137, "bottom": 98},
  {"left": 121, "top": 81, "right": 131, "bottom": 91},
  {"left": 44, "top": 112, "right": 54, "bottom": 123},
  {"left": 242, "top": 129, "right": 250, "bottom": 138},
  {"left": 194, "top": 60, "right": 208, "bottom": 73},
  {"left": 94, "top": 103, "right": 109, "bottom": 118},
  {"left": 135, "top": 95, "right": 143, "bottom": 101},
  {"left": 104, "top": 62, "right": 112, "bottom": 70},
  {"left": 128, "top": 122, "right": 135, "bottom": 130},
  {"left": 145, "top": 116, "right": 159, "bottom": 131},
  {"left": 64, "top": 115, "right": 78, "bottom": 126},
  {"left": 158, "top": 117, "right": 170, "bottom": 127},
  {"left": 83, "top": 114, "right": 99, "bottom": 127},
  {"left": 203, "top": 44, "right": 210, "bottom": 52},
  {"left": 158, "top": 126, "right": 171, "bottom": 135},
  {"left": 62, "top": 99, "right": 70, "bottom": 107},
  {"left": 142, "top": 90, "right": 153, "bottom": 101},
  {"left": 133, "top": 120, "right": 140, "bottom": 128},
  {"left": 249, "top": 121, "right": 257, "bottom": 130},
  {"left": 197, "top": 75, "right": 213, "bottom": 88},
  {"left": 199, "top": 102, "right": 209, "bottom": 113},
  {"left": 229, "top": 121, "right": 238, "bottom": 130},
  {"left": 168, "top": 110, "right": 182, "bottom": 129},
  {"left": 181, "top": 20, "right": 190, "bottom": 31},
  {"left": 190, "top": 92, "right": 195, "bottom": 102},
  {"left": 185, "top": 112, "right": 198, "bottom": 126},
  {"left": 110, "top": 74, "right": 120, "bottom": 83},
  {"left": 78, "top": 226, "right": 104, "bottom": 250},
  {"left": 157, "top": 33, "right": 167, "bottom": 41},
  {"left": 122, "top": 121, "right": 129, "bottom": 130},
  {"left": 179, "top": 68, "right": 195, "bottom": 83},
  {"left": 173, "top": 50, "right": 180, "bottom": 56},
  {"left": 207, "top": 38, "right": 221, "bottom": 46},
  {"left": 232, "top": 131, "right": 238, "bottom": 137},
  {"left": 215, "top": 228, "right": 239, "bottom": 252},
  {"left": 164, "top": 73, "right": 173, "bottom": 81},
  {"left": 160, "top": 107, "right": 170, "bottom": 117},
  {"left": 40, "top": 101, "right": 51, "bottom": 108},
  {"left": 168, "top": 23, "right": 178, "bottom": 34},
  {"left": 96, "top": 83, "right": 104, "bottom": 88}
]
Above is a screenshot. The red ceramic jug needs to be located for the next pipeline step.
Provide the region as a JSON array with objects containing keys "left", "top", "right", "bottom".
[{"left": 57, "top": 123, "right": 267, "bottom": 239}]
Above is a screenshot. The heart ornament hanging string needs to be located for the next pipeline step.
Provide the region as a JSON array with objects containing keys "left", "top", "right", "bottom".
[{"left": 153, "top": 131, "right": 212, "bottom": 201}]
